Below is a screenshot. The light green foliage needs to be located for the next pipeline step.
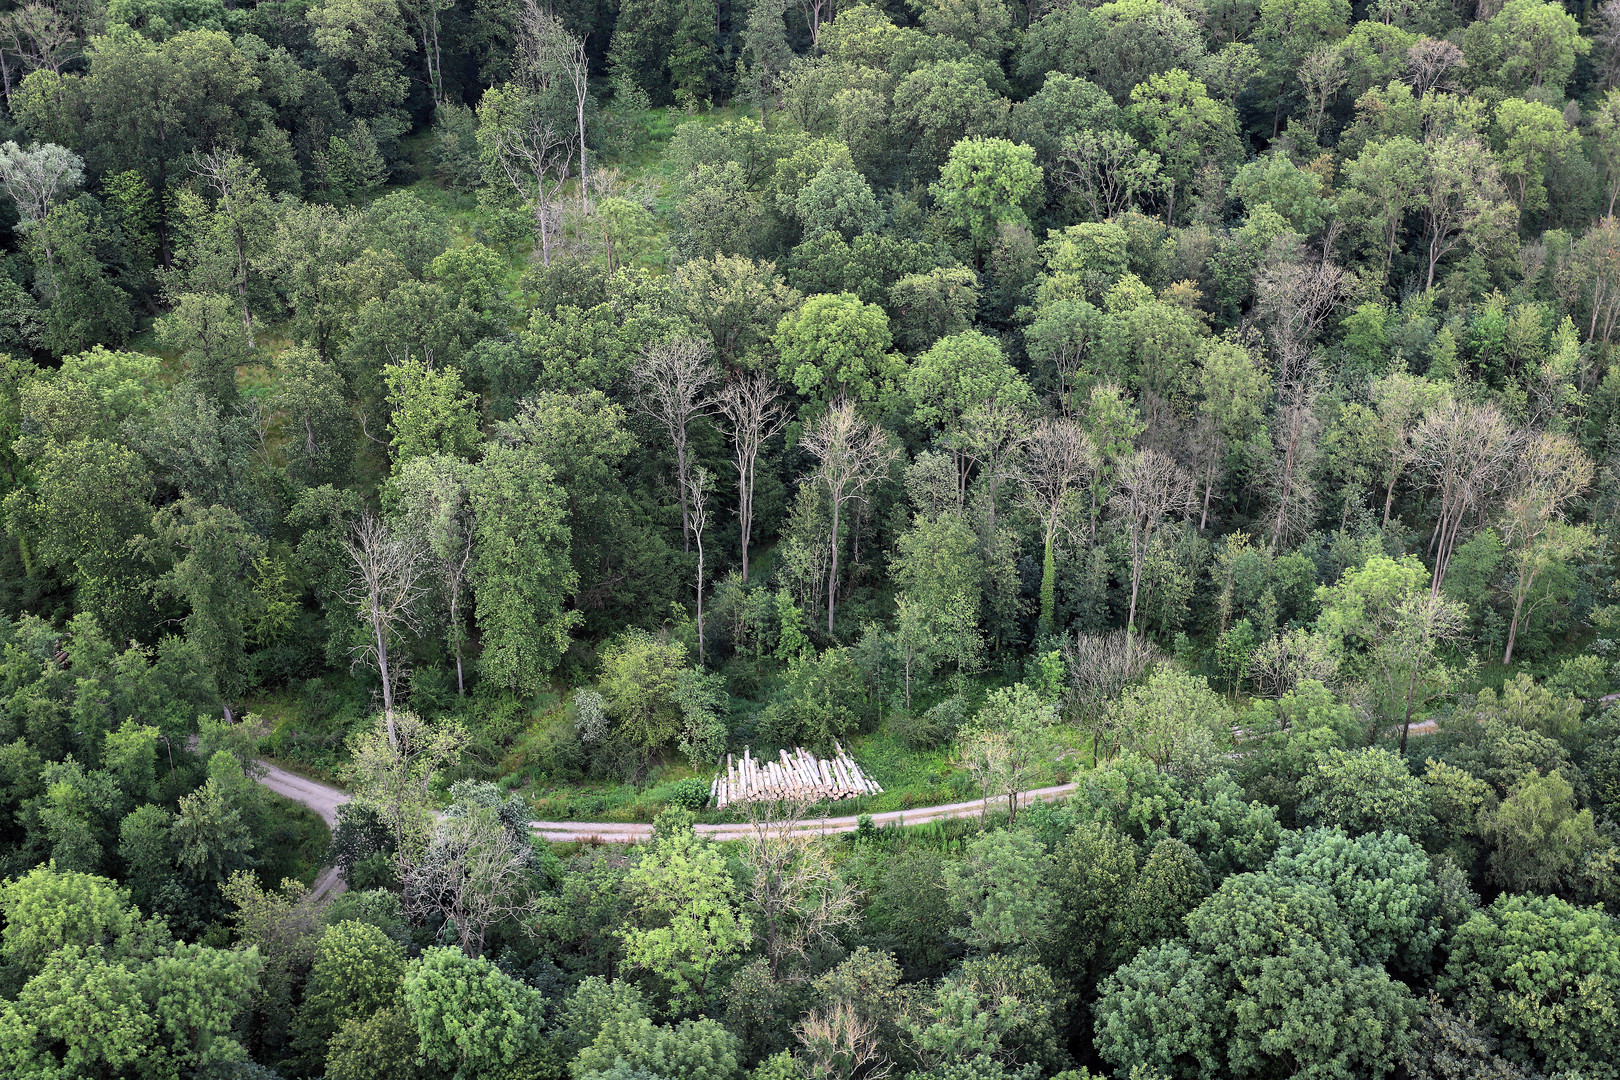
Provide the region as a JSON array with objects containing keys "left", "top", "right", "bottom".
[
  {"left": 171, "top": 768, "right": 257, "bottom": 885},
  {"left": 905, "top": 953, "right": 1070, "bottom": 1074},
  {"left": 1265, "top": 828, "right": 1443, "bottom": 968},
  {"left": 618, "top": 810, "right": 752, "bottom": 1011},
  {"left": 0, "top": 865, "right": 142, "bottom": 979},
  {"left": 1299, "top": 747, "right": 1435, "bottom": 838},
  {"left": 1038, "top": 222, "right": 1131, "bottom": 304},
  {"left": 1314, "top": 553, "right": 1429, "bottom": 662},
  {"left": 890, "top": 266, "right": 979, "bottom": 353},
  {"left": 1127, "top": 70, "right": 1240, "bottom": 216},
  {"left": 1093, "top": 942, "right": 1221, "bottom": 1077},
  {"left": 1051, "top": 821, "right": 1140, "bottom": 980},
  {"left": 944, "top": 827, "right": 1059, "bottom": 954},
  {"left": 1111, "top": 838, "right": 1210, "bottom": 958},
  {"left": 794, "top": 166, "right": 882, "bottom": 242},
  {"left": 957, "top": 684, "right": 1059, "bottom": 822},
  {"left": 468, "top": 443, "right": 580, "bottom": 694},
  {"left": 292, "top": 921, "right": 407, "bottom": 1068},
  {"left": 307, "top": 0, "right": 414, "bottom": 124},
  {"left": 1471, "top": 674, "right": 1582, "bottom": 741},
  {"left": 932, "top": 138, "right": 1043, "bottom": 249},
  {"left": 1440, "top": 893, "right": 1620, "bottom": 1078},
  {"left": 1460, "top": 0, "right": 1586, "bottom": 100},
  {"left": 772, "top": 292, "right": 896, "bottom": 407},
  {"left": 558, "top": 977, "right": 647, "bottom": 1058},
  {"left": 892, "top": 511, "right": 985, "bottom": 676},
  {"left": 402, "top": 947, "right": 547, "bottom": 1080},
  {"left": 906, "top": 330, "right": 1036, "bottom": 432},
  {"left": 0, "top": 937, "right": 260, "bottom": 1080},
  {"left": 1231, "top": 153, "right": 1329, "bottom": 235},
  {"left": 573, "top": 1013, "right": 741, "bottom": 1080},
  {"left": 141, "top": 497, "right": 265, "bottom": 699},
  {"left": 1491, "top": 97, "right": 1577, "bottom": 213},
  {"left": 595, "top": 630, "right": 689, "bottom": 760},
  {"left": 1114, "top": 668, "right": 1234, "bottom": 770},
  {"left": 325, "top": 1006, "right": 423, "bottom": 1080},
  {"left": 1100, "top": 868, "right": 1419, "bottom": 1079},
  {"left": 891, "top": 61, "right": 1011, "bottom": 180},
  {"left": 384, "top": 356, "right": 480, "bottom": 463},
  {"left": 1481, "top": 770, "right": 1599, "bottom": 896}
]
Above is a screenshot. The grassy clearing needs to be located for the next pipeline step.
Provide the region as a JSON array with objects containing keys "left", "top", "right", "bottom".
[{"left": 512, "top": 711, "right": 1095, "bottom": 824}]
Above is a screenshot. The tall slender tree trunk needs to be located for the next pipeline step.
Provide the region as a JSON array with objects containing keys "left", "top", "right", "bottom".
[
  {"left": 696, "top": 530, "right": 707, "bottom": 663},
  {"left": 1200, "top": 457, "right": 1216, "bottom": 531},
  {"left": 738, "top": 457, "right": 754, "bottom": 582},
  {"left": 1038, "top": 530, "right": 1057, "bottom": 637},
  {"left": 1382, "top": 453, "right": 1400, "bottom": 525},
  {"left": 1503, "top": 567, "right": 1536, "bottom": 666},
  {"left": 373, "top": 619, "right": 397, "bottom": 749},
  {"left": 1127, "top": 531, "right": 1144, "bottom": 631},
  {"left": 675, "top": 437, "right": 691, "bottom": 552},
  {"left": 826, "top": 497, "right": 841, "bottom": 634}
]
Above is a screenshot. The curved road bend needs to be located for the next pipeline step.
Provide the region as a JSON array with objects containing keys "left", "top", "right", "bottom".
[
  {"left": 253, "top": 762, "right": 1081, "bottom": 850},
  {"left": 255, "top": 759, "right": 352, "bottom": 903}
]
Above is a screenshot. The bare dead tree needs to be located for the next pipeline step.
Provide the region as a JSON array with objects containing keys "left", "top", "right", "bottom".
[
  {"left": 717, "top": 372, "right": 788, "bottom": 583},
  {"left": 1405, "top": 37, "right": 1465, "bottom": 95},
  {"left": 400, "top": 0, "right": 451, "bottom": 103},
  {"left": 1109, "top": 448, "right": 1196, "bottom": 633},
  {"left": 634, "top": 338, "right": 717, "bottom": 551},
  {"left": 396, "top": 457, "right": 477, "bottom": 695},
  {"left": 1247, "top": 627, "right": 1337, "bottom": 701},
  {"left": 405, "top": 803, "right": 536, "bottom": 957},
  {"left": 800, "top": 0, "right": 834, "bottom": 48},
  {"left": 797, "top": 1002, "right": 892, "bottom": 1080},
  {"left": 1498, "top": 431, "right": 1593, "bottom": 665},
  {"left": 1019, "top": 418, "right": 1095, "bottom": 636},
  {"left": 345, "top": 514, "right": 431, "bottom": 747},
  {"left": 516, "top": 0, "right": 591, "bottom": 209},
  {"left": 953, "top": 399, "right": 1030, "bottom": 542},
  {"left": 801, "top": 398, "right": 899, "bottom": 635},
  {"left": 191, "top": 150, "right": 264, "bottom": 346},
  {"left": 1063, "top": 629, "right": 1162, "bottom": 761},
  {"left": 1411, "top": 399, "right": 1516, "bottom": 595},
  {"left": 1595, "top": 0, "right": 1620, "bottom": 90},
  {"left": 484, "top": 100, "right": 572, "bottom": 266},
  {"left": 1370, "top": 372, "right": 1449, "bottom": 526},
  {"left": 741, "top": 797, "right": 858, "bottom": 979},
  {"left": 1254, "top": 241, "right": 1346, "bottom": 548},
  {"left": 1381, "top": 592, "right": 1472, "bottom": 755},
  {"left": 0, "top": 4, "right": 77, "bottom": 85},
  {"left": 691, "top": 465, "right": 711, "bottom": 664},
  {"left": 344, "top": 710, "right": 470, "bottom": 878},
  {"left": 1298, "top": 45, "right": 1348, "bottom": 142},
  {"left": 1263, "top": 370, "right": 1324, "bottom": 549}
]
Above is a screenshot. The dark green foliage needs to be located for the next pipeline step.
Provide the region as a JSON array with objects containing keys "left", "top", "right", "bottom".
[{"left": 0, "top": 0, "right": 1616, "bottom": 1075}]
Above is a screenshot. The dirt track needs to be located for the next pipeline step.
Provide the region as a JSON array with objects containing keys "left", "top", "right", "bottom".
[
  {"left": 529, "top": 782, "right": 1082, "bottom": 842},
  {"left": 252, "top": 764, "right": 1081, "bottom": 848},
  {"left": 254, "top": 760, "right": 351, "bottom": 902}
]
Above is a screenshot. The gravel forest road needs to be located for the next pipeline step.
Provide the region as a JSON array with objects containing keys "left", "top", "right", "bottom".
[
  {"left": 255, "top": 760, "right": 351, "bottom": 902},
  {"left": 252, "top": 762, "right": 1081, "bottom": 856}
]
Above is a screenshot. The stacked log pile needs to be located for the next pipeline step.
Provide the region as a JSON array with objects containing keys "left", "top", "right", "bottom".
[{"left": 711, "top": 742, "right": 883, "bottom": 807}]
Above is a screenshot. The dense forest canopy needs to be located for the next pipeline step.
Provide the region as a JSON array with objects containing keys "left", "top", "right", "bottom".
[{"left": 0, "top": 0, "right": 1618, "bottom": 1076}]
